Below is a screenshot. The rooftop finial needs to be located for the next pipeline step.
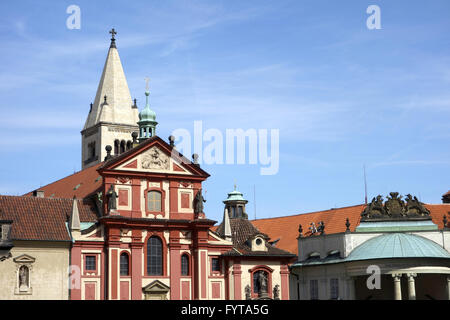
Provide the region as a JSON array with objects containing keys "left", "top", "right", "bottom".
[
  {"left": 145, "top": 77, "right": 150, "bottom": 91},
  {"left": 109, "top": 28, "right": 117, "bottom": 48}
]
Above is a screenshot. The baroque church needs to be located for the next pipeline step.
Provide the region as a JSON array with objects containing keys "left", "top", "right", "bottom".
[
  {"left": 0, "top": 30, "right": 449, "bottom": 301},
  {"left": 0, "top": 30, "right": 294, "bottom": 300}
]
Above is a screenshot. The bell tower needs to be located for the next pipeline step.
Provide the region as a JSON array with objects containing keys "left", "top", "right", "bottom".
[{"left": 81, "top": 29, "right": 139, "bottom": 169}]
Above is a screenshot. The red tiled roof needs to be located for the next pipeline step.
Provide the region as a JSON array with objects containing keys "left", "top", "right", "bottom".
[
  {"left": 251, "top": 205, "right": 365, "bottom": 254},
  {"left": 215, "top": 218, "right": 294, "bottom": 257},
  {"left": 24, "top": 163, "right": 103, "bottom": 199},
  {"left": 0, "top": 196, "right": 99, "bottom": 241},
  {"left": 250, "top": 204, "right": 450, "bottom": 255}
]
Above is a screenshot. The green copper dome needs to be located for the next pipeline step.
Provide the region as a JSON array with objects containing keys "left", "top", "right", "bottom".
[
  {"left": 223, "top": 188, "right": 247, "bottom": 203},
  {"left": 139, "top": 91, "right": 156, "bottom": 121},
  {"left": 346, "top": 233, "right": 450, "bottom": 262}
]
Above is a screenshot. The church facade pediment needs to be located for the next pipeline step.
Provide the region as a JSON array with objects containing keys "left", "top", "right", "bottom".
[
  {"left": 13, "top": 254, "right": 36, "bottom": 264},
  {"left": 100, "top": 137, "right": 207, "bottom": 178}
]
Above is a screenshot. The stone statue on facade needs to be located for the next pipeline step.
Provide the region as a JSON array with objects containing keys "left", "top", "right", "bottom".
[
  {"left": 257, "top": 271, "right": 268, "bottom": 297},
  {"left": 361, "top": 192, "right": 431, "bottom": 221},
  {"left": 19, "top": 265, "right": 28, "bottom": 290},
  {"left": 273, "top": 284, "right": 280, "bottom": 300},
  {"left": 245, "top": 285, "right": 251, "bottom": 300},
  {"left": 142, "top": 147, "right": 169, "bottom": 170},
  {"left": 385, "top": 192, "right": 405, "bottom": 217},
  {"left": 405, "top": 194, "right": 430, "bottom": 217},
  {"left": 194, "top": 189, "right": 206, "bottom": 215},
  {"left": 317, "top": 221, "right": 325, "bottom": 235},
  {"left": 106, "top": 184, "right": 118, "bottom": 212}
]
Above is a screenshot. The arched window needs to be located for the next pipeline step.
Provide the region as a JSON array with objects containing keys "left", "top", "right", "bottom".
[
  {"left": 120, "top": 140, "right": 126, "bottom": 154},
  {"left": 147, "top": 191, "right": 162, "bottom": 212},
  {"left": 181, "top": 254, "right": 189, "bottom": 276},
  {"left": 114, "top": 140, "right": 120, "bottom": 155},
  {"left": 120, "top": 252, "right": 129, "bottom": 276},
  {"left": 147, "top": 236, "right": 162, "bottom": 275},
  {"left": 126, "top": 140, "right": 132, "bottom": 150}
]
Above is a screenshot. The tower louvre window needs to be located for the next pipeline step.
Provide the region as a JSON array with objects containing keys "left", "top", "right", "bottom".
[
  {"left": 87, "top": 142, "right": 96, "bottom": 159},
  {"left": 114, "top": 140, "right": 120, "bottom": 155}
]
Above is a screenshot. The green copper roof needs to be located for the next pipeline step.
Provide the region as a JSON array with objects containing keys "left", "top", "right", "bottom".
[
  {"left": 292, "top": 233, "right": 450, "bottom": 268},
  {"left": 346, "top": 233, "right": 450, "bottom": 262},
  {"left": 355, "top": 220, "right": 439, "bottom": 233},
  {"left": 224, "top": 189, "right": 247, "bottom": 202},
  {"left": 138, "top": 91, "right": 156, "bottom": 122}
]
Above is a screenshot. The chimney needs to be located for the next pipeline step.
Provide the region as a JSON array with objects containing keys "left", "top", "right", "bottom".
[
  {"left": 442, "top": 191, "right": 450, "bottom": 204},
  {"left": 32, "top": 190, "right": 45, "bottom": 198}
]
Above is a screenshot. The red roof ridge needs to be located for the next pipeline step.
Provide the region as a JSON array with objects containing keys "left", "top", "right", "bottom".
[
  {"left": 0, "top": 195, "right": 94, "bottom": 203},
  {"left": 23, "top": 162, "right": 103, "bottom": 197},
  {"left": 252, "top": 203, "right": 366, "bottom": 222}
]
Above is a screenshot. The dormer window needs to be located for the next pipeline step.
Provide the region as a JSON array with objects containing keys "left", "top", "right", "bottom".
[
  {"left": 251, "top": 235, "right": 267, "bottom": 252},
  {"left": 0, "top": 221, "right": 12, "bottom": 243},
  {"left": 307, "top": 252, "right": 321, "bottom": 260}
]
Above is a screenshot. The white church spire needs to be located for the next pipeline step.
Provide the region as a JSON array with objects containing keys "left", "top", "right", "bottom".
[
  {"left": 81, "top": 29, "right": 139, "bottom": 169},
  {"left": 83, "top": 28, "right": 138, "bottom": 129}
]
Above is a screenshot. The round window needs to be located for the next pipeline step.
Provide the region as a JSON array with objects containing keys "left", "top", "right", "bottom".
[{"left": 255, "top": 238, "right": 262, "bottom": 245}]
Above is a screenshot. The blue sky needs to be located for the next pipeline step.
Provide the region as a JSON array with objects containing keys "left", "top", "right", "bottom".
[{"left": 0, "top": 0, "right": 449, "bottom": 224}]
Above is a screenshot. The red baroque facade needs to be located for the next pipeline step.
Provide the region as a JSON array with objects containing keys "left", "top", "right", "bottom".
[{"left": 66, "top": 136, "right": 295, "bottom": 300}]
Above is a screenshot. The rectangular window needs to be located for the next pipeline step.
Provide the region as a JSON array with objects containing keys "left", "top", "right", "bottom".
[
  {"left": 147, "top": 191, "right": 162, "bottom": 212},
  {"left": 310, "top": 280, "right": 319, "bottom": 300},
  {"left": 330, "top": 278, "right": 339, "bottom": 300},
  {"left": 211, "top": 258, "right": 220, "bottom": 272},
  {"left": 85, "top": 255, "right": 96, "bottom": 271}
]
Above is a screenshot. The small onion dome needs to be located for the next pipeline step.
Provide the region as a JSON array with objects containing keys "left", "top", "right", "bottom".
[{"left": 139, "top": 91, "right": 156, "bottom": 121}]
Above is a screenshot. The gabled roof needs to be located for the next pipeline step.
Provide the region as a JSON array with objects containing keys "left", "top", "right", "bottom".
[
  {"left": 251, "top": 204, "right": 450, "bottom": 255},
  {"left": 23, "top": 162, "right": 103, "bottom": 199},
  {"left": 0, "top": 196, "right": 99, "bottom": 241},
  {"left": 24, "top": 136, "right": 209, "bottom": 201}
]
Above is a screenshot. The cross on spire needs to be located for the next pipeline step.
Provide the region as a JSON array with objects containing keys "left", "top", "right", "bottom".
[
  {"left": 145, "top": 77, "right": 150, "bottom": 91},
  {"left": 109, "top": 28, "right": 117, "bottom": 48},
  {"left": 110, "top": 28, "right": 117, "bottom": 39}
]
